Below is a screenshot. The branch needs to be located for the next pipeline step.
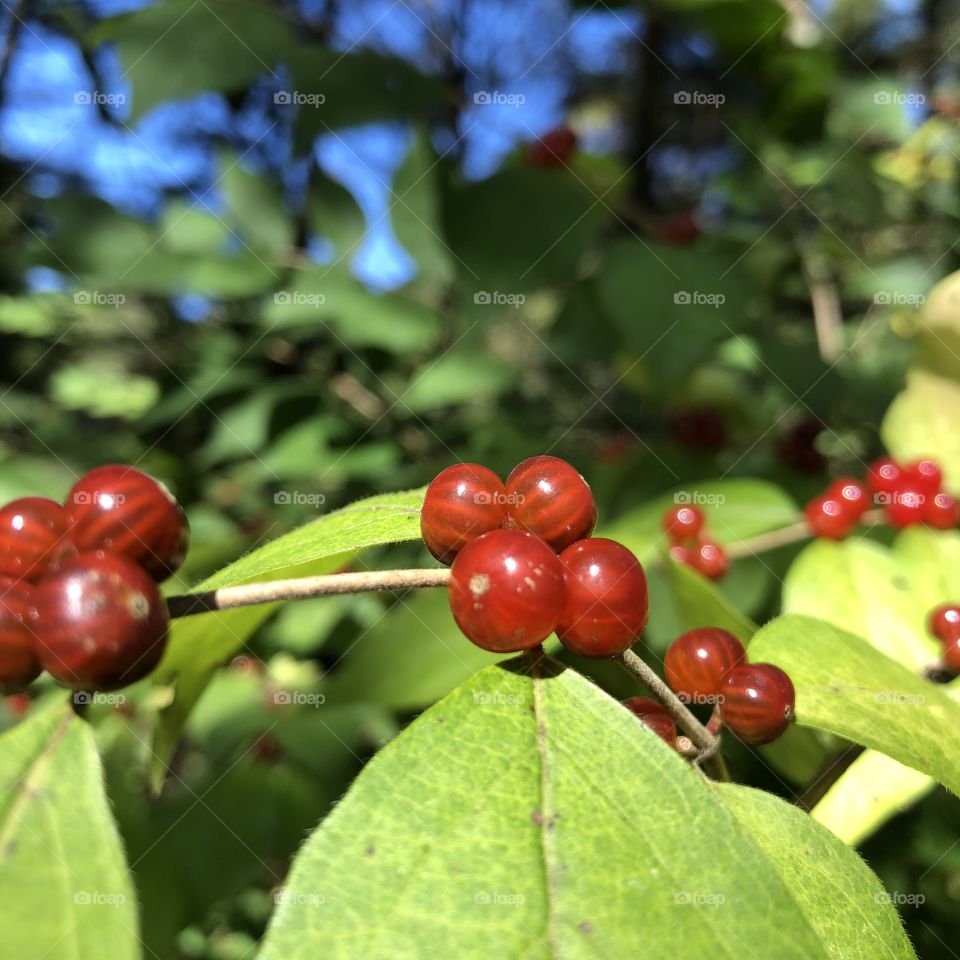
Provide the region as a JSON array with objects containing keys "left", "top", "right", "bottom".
[
  {"left": 724, "top": 509, "right": 887, "bottom": 560},
  {"left": 0, "top": 0, "right": 27, "bottom": 102},
  {"left": 616, "top": 649, "right": 729, "bottom": 780},
  {"left": 167, "top": 568, "right": 452, "bottom": 618}
]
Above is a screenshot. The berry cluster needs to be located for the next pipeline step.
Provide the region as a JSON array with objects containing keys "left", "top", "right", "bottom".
[
  {"left": 928, "top": 604, "right": 960, "bottom": 672},
  {"left": 660, "top": 504, "right": 728, "bottom": 581},
  {"left": 805, "top": 456, "right": 957, "bottom": 540},
  {"left": 421, "top": 456, "right": 648, "bottom": 658},
  {"left": 662, "top": 627, "right": 795, "bottom": 745},
  {"left": 0, "top": 465, "right": 188, "bottom": 695}
]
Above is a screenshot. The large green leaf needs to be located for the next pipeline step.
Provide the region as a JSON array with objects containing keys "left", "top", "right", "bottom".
[
  {"left": 783, "top": 538, "right": 937, "bottom": 669},
  {"left": 0, "top": 705, "right": 140, "bottom": 960},
  {"left": 664, "top": 558, "right": 757, "bottom": 643},
  {"left": 749, "top": 615, "right": 960, "bottom": 795},
  {"left": 261, "top": 659, "right": 912, "bottom": 959}
]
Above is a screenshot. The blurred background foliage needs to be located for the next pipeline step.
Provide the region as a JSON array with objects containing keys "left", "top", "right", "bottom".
[{"left": 1, "top": 0, "right": 960, "bottom": 956}]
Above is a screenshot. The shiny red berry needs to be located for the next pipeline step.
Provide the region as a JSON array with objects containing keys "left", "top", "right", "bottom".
[
  {"left": 867, "top": 457, "right": 903, "bottom": 494},
  {"left": 884, "top": 486, "right": 926, "bottom": 528},
  {"left": 925, "top": 491, "right": 958, "bottom": 530},
  {"left": 420, "top": 463, "right": 507, "bottom": 565},
  {"left": 33, "top": 551, "right": 169, "bottom": 691},
  {"left": 0, "top": 497, "right": 76, "bottom": 583},
  {"left": 503, "top": 456, "right": 597, "bottom": 552},
  {"left": 928, "top": 603, "right": 960, "bottom": 644},
  {"left": 0, "top": 578, "right": 41, "bottom": 694},
  {"left": 805, "top": 495, "right": 853, "bottom": 540},
  {"left": 622, "top": 697, "right": 676, "bottom": 745},
  {"left": 448, "top": 530, "right": 565, "bottom": 653},
  {"left": 905, "top": 458, "right": 943, "bottom": 495},
  {"left": 662, "top": 504, "right": 704, "bottom": 541},
  {"left": 688, "top": 540, "right": 728, "bottom": 580},
  {"left": 664, "top": 627, "right": 746, "bottom": 704},
  {"left": 555, "top": 538, "right": 648, "bottom": 658},
  {"left": 826, "top": 478, "right": 870, "bottom": 520},
  {"left": 67, "top": 466, "right": 189, "bottom": 581},
  {"left": 719, "top": 662, "right": 795, "bottom": 745}
]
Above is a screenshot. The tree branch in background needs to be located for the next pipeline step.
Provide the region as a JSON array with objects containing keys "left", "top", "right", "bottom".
[{"left": 0, "top": 0, "right": 27, "bottom": 104}]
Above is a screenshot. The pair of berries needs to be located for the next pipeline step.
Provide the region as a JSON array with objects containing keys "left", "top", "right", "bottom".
[
  {"left": 662, "top": 627, "right": 795, "bottom": 745},
  {"left": 661, "top": 504, "right": 728, "bottom": 581},
  {"left": 0, "top": 465, "right": 188, "bottom": 695},
  {"left": 805, "top": 456, "right": 957, "bottom": 540},
  {"left": 928, "top": 604, "right": 960, "bottom": 672},
  {"left": 421, "top": 457, "right": 649, "bottom": 658}
]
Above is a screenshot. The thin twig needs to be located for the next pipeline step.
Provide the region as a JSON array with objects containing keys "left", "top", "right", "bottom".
[
  {"left": 0, "top": 0, "right": 27, "bottom": 100},
  {"left": 724, "top": 509, "right": 887, "bottom": 560},
  {"left": 616, "top": 649, "right": 729, "bottom": 781},
  {"left": 167, "top": 568, "right": 452, "bottom": 618}
]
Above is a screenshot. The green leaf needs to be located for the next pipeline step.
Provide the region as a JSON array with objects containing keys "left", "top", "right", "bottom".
[
  {"left": 891, "top": 523, "right": 960, "bottom": 610},
  {"left": 261, "top": 659, "right": 911, "bottom": 959},
  {"left": 220, "top": 157, "right": 294, "bottom": 256},
  {"left": 664, "top": 558, "right": 757, "bottom": 642},
  {"left": 716, "top": 784, "right": 914, "bottom": 958},
  {"left": 749, "top": 614, "right": 960, "bottom": 795},
  {"left": 307, "top": 173, "right": 366, "bottom": 259},
  {"left": 783, "top": 538, "right": 937, "bottom": 669},
  {"left": 399, "top": 350, "right": 518, "bottom": 412},
  {"left": 0, "top": 705, "right": 140, "bottom": 960}
]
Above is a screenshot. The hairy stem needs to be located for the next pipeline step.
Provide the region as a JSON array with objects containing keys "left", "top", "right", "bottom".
[{"left": 724, "top": 508, "right": 886, "bottom": 560}]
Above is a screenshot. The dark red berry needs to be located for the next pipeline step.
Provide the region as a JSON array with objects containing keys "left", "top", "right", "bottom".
[
  {"left": 0, "top": 497, "right": 76, "bottom": 583},
  {"left": 622, "top": 697, "right": 676, "bottom": 744},
  {"left": 448, "top": 530, "right": 565, "bottom": 653},
  {"left": 883, "top": 486, "right": 926, "bottom": 528},
  {"left": 0, "top": 578, "right": 41, "bottom": 694},
  {"left": 555, "top": 538, "right": 648, "bottom": 658},
  {"left": 653, "top": 211, "right": 701, "bottom": 247},
  {"left": 943, "top": 635, "right": 960, "bottom": 673},
  {"left": 662, "top": 504, "right": 704, "bottom": 541},
  {"left": 805, "top": 495, "right": 853, "bottom": 540},
  {"left": 688, "top": 540, "right": 728, "bottom": 580},
  {"left": 776, "top": 418, "right": 825, "bottom": 473},
  {"left": 719, "top": 662, "right": 795, "bottom": 745},
  {"left": 66, "top": 466, "right": 189, "bottom": 581},
  {"left": 904, "top": 458, "right": 942, "bottom": 495},
  {"left": 664, "top": 627, "right": 746, "bottom": 704},
  {"left": 669, "top": 408, "right": 728, "bottom": 450},
  {"left": 868, "top": 457, "right": 903, "bottom": 495},
  {"left": 503, "top": 456, "right": 597, "bottom": 553},
  {"left": 928, "top": 603, "right": 960, "bottom": 644},
  {"left": 420, "top": 463, "right": 507, "bottom": 565},
  {"left": 925, "top": 491, "right": 958, "bottom": 530},
  {"left": 33, "top": 551, "right": 169, "bottom": 691},
  {"left": 525, "top": 125, "right": 577, "bottom": 169},
  {"left": 826, "top": 478, "right": 870, "bottom": 520}
]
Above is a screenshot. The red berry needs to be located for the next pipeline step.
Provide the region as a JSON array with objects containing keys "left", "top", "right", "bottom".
[
  {"left": 776, "top": 418, "right": 825, "bottom": 473},
  {"left": 668, "top": 543, "right": 690, "bottom": 565},
  {"left": 0, "top": 497, "right": 76, "bottom": 583},
  {"left": 622, "top": 697, "right": 676, "bottom": 744},
  {"left": 525, "top": 125, "right": 577, "bottom": 169},
  {"left": 719, "top": 662, "right": 795, "bottom": 745},
  {"left": 664, "top": 627, "right": 746, "bottom": 704},
  {"left": 826, "top": 478, "right": 870, "bottom": 520},
  {"left": 688, "top": 540, "right": 728, "bottom": 580},
  {"left": 0, "top": 578, "right": 41, "bottom": 694},
  {"left": 555, "top": 538, "right": 648, "bottom": 658},
  {"left": 669, "top": 408, "right": 728, "bottom": 450},
  {"left": 804, "top": 495, "right": 853, "bottom": 540},
  {"left": 33, "top": 551, "right": 169, "bottom": 691},
  {"left": 503, "top": 455, "right": 597, "bottom": 553},
  {"left": 925, "top": 491, "right": 958, "bottom": 530},
  {"left": 928, "top": 603, "right": 960, "bottom": 644},
  {"left": 448, "top": 530, "right": 565, "bottom": 653},
  {"left": 904, "top": 458, "right": 942, "bottom": 495},
  {"left": 662, "top": 504, "right": 704, "bottom": 541},
  {"left": 420, "top": 464, "right": 507, "bottom": 565},
  {"left": 883, "top": 486, "right": 926, "bottom": 528},
  {"left": 943, "top": 635, "right": 960, "bottom": 673},
  {"left": 67, "top": 465, "right": 189, "bottom": 581},
  {"left": 867, "top": 457, "right": 903, "bottom": 494}
]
